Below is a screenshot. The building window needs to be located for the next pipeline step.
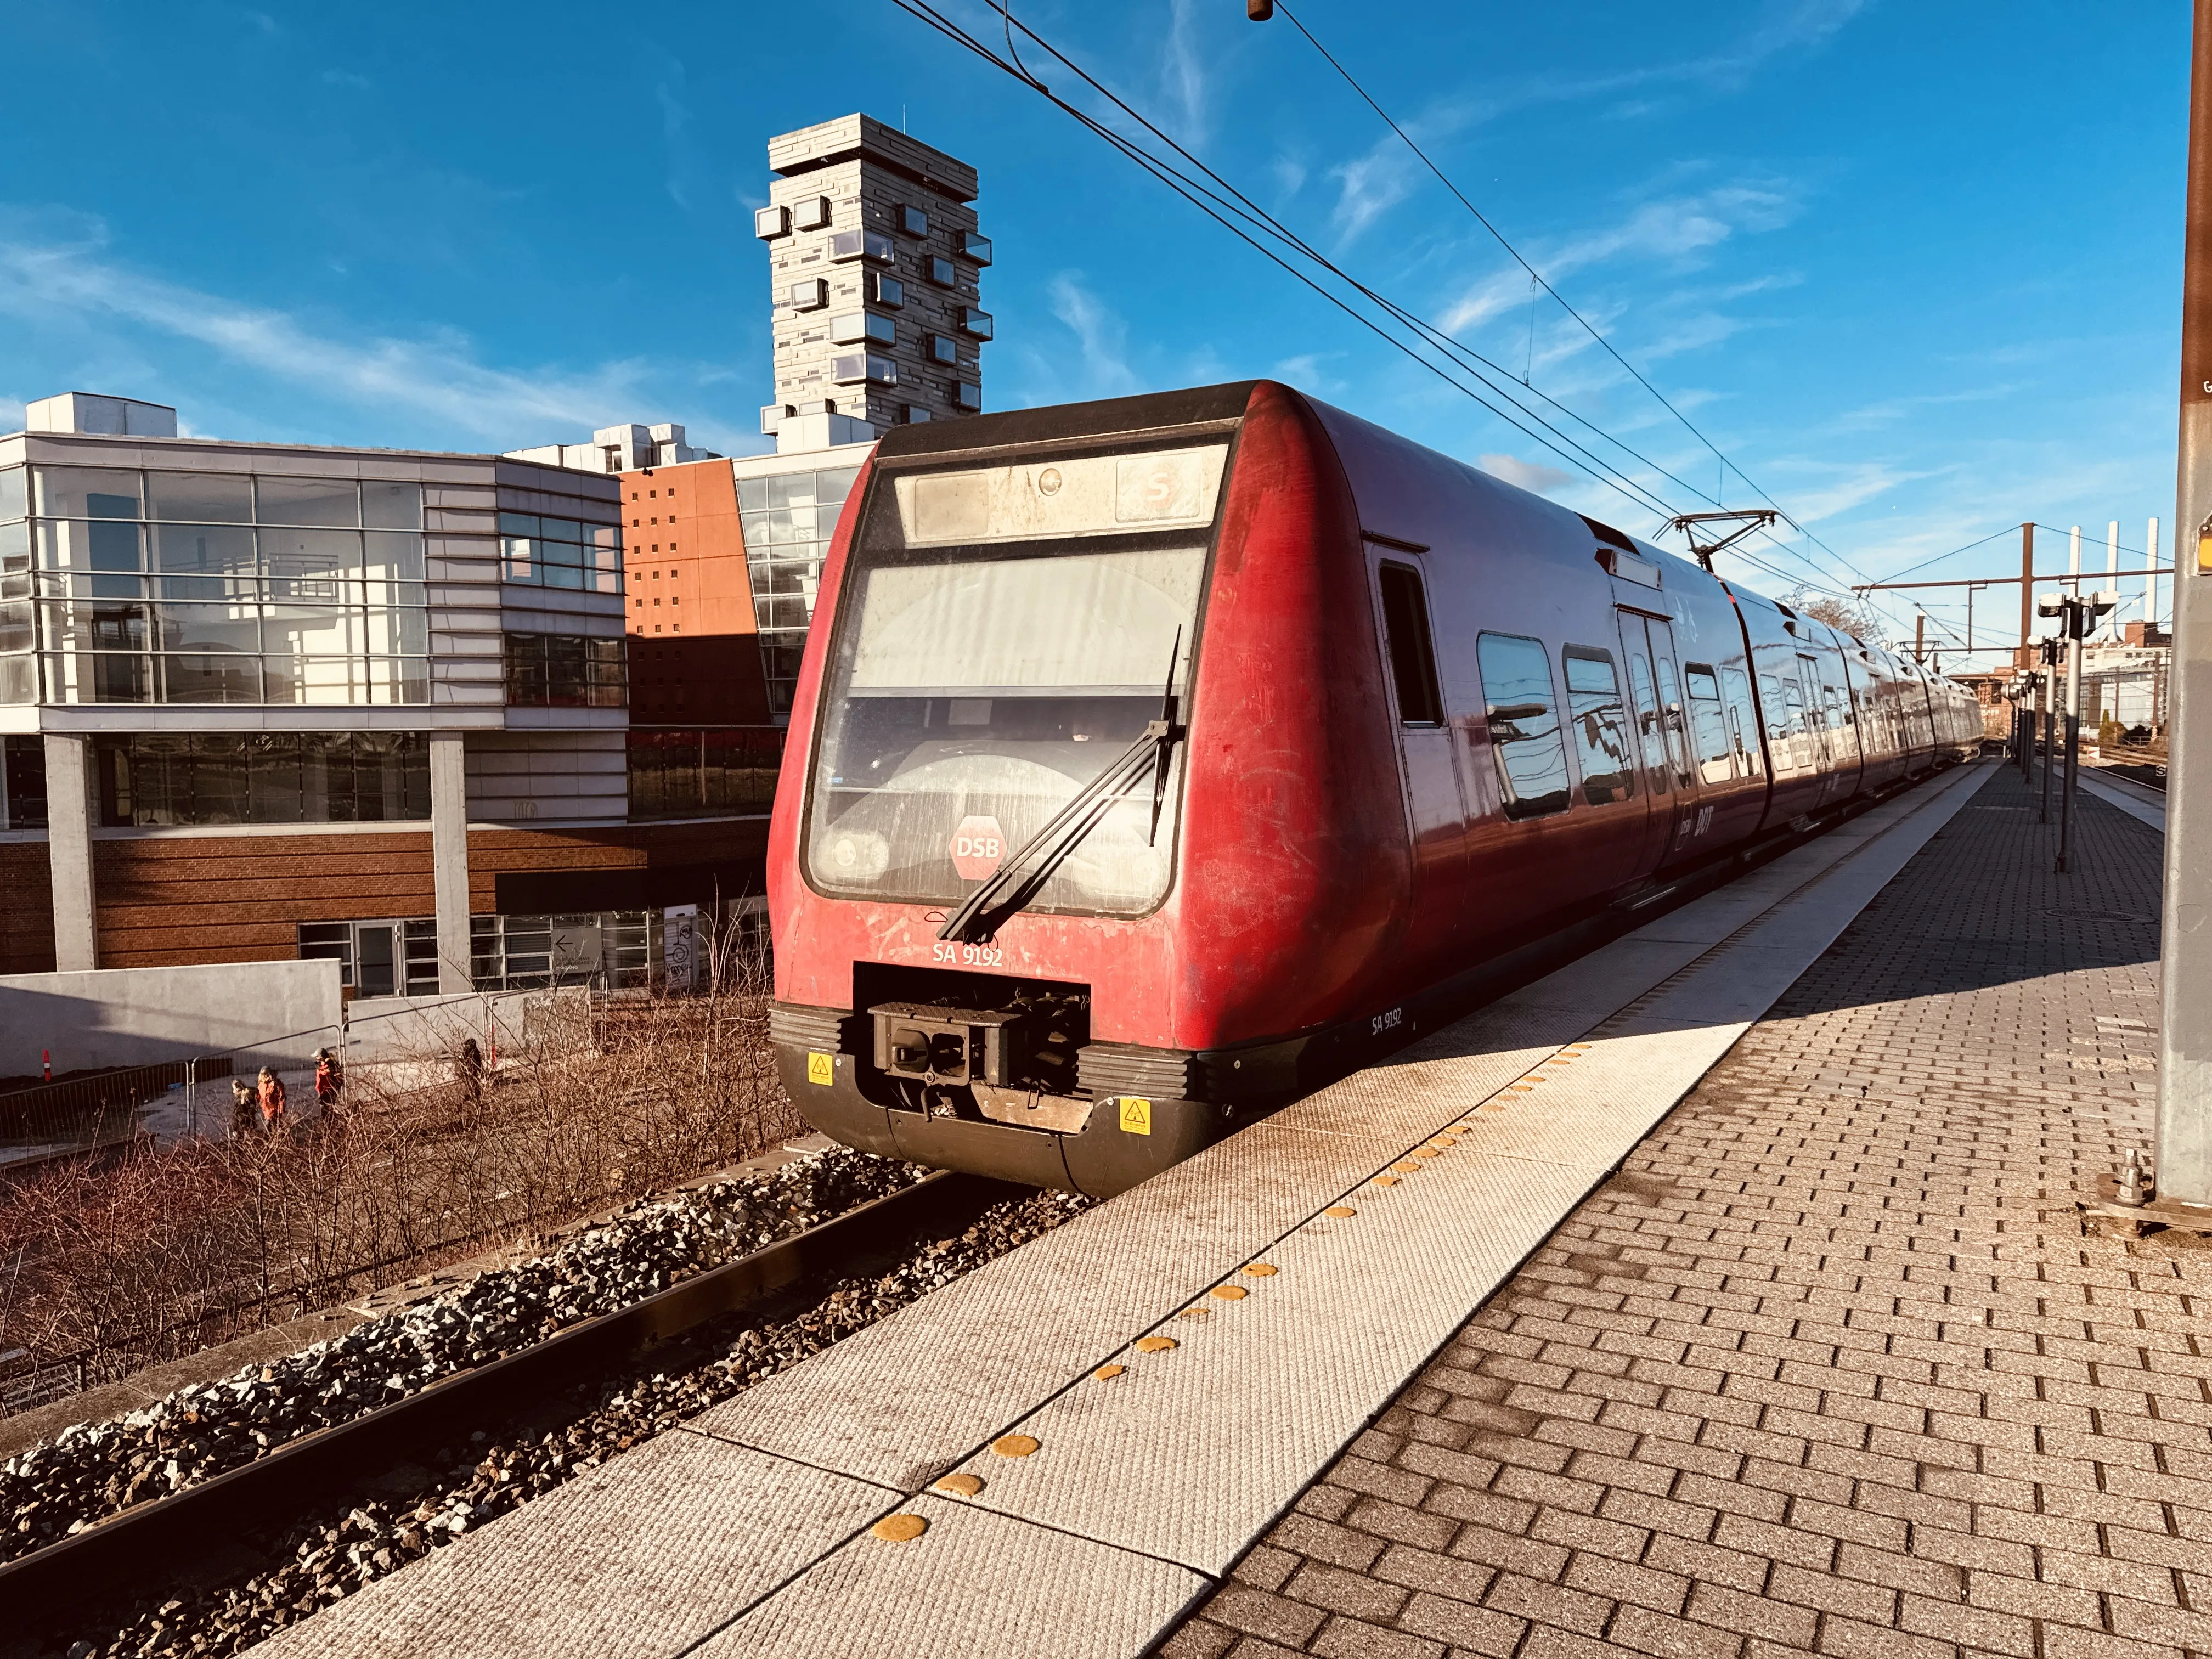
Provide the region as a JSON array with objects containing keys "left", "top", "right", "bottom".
[
  {"left": 960, "top": 307, "right": 994, "bottom": 339},
  {"left": 868, "top": 272, "right": 904, "bottom": 308},
  {"left": 469, "top": 910, "right": 654, "bottom": 992},
  {"left": 926, "top": 334, "right": 958, "bottom": 365},
  {"left": 754, "top": 204, "right": 792, "bottom": 240},
  {"left": 95, "top": 732, "right": 430, "bottom": 827},
  {"left": 627, "top": 727, "right": 785, "bottom": 821},
  {"left": 960, "top": 231, "right": 992, "bottom": 264},
  {"left": 896, "top": 204, "right": 928, "bottom": 238},
  {"left": 1, "top": 732, "right": 46, "bottom": 829},
  {"left": 504, "top": 632, "right": 627, "bottom": 708},
  {"left": 830, "top": 311, "right": 898, "bottom": 347},
  {"left": 298, "top": 917, "right": 439, "bottom": 997},
  {"left": 500, "top": 512, "right": 622, "bottom": 592},
  {"left": 831, "top": 352, "right": 898, "bottom": 386},
  {"left": 19, "top": 466, "right": 430, "bottom": 708},
  {"left": 794, "top": 195, "right": 833, "bottom": 231},
  {"left": 951, "top": 380, "right": 981, "bottom": 410},
  {"left": 928, "top": 255, "right": 957, "bottom": 287},
  {"left": 830, "top": 229, "right": 895, "bottom": 265}
]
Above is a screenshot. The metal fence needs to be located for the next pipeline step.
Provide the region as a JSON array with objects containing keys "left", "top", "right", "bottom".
[{"left": 0, "top": 1055, "right": 236, "bottom": 1171}]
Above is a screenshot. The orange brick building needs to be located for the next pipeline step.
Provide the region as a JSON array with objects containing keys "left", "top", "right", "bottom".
[{"left": 619, "top": 458, "right": 772, "bottom": 725}]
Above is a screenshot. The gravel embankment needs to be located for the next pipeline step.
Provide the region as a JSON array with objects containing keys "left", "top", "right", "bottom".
[
  {"left": 2, "top": 1146, "right": 921, "bottom": 1565},
  {"left": 45, "top": 1185, "right": 1090, "bottom": 1659}
]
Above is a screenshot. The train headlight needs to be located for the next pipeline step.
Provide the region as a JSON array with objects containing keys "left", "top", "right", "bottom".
[{"left": 831, "top": 831, "right": 890, "bottom": 881}]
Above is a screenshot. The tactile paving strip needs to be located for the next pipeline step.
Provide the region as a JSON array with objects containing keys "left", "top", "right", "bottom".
[
  {"left": 272, "top": 767, "right": 1987, "bottom": 1658},
  {"left": 688, "top": 1494, "right": 1206, "bottom": 1659},
  {"left": 256, "top": 1427, "right": 900, "bottom": 1659}
]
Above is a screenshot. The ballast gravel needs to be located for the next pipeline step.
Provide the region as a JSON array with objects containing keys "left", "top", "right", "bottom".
[
  {"left": 2, "top": 1145, "right": 920, "bottom": 1566},
  {"left": 44, "top": 1184, "right": 1091, "bottom": 1659}
]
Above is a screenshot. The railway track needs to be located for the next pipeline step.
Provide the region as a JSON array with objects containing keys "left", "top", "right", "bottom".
[{"left": 4, "top": 1167, "right": 1057, "bottom": 1658}]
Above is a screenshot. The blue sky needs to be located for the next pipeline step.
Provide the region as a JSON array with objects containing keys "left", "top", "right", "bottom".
[{"left": 0, "top": 1, "right": 2187, "bottom": 657}]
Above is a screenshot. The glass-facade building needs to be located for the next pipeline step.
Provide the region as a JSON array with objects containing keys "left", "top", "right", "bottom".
[
  {"left": 1, "top": 463, "right": 432, "bottom": 707},
  {"left": 736, "top": 459, "right": 859, "bottom": 714}
]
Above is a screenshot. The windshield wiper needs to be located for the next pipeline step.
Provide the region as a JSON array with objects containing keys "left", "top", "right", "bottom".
[{"left": 939, "top": 630, "right": 1186, "bottom": 946}]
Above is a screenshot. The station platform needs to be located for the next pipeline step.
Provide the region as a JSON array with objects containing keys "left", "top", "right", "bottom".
[{"left": 259, "top": 758, "right": 2171, "bottom": 1659}]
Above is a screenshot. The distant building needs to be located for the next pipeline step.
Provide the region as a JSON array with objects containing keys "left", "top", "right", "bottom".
[
  {"left": 515, "top": 115, "right": 986, "bottom": 722},
  {"left": 506, "top": 420, "right": 720, "bottom": 476},
  {"left": 0, "top": 395, "right": 770, "bottom": 990},
  {"left": 755, "top": 114, "right": 989, "bottom": 443}
]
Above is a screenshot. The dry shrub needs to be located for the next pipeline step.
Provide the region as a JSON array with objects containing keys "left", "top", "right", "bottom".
[{"left": 0, "top": 936, "right": 804, "bottom": 1393}]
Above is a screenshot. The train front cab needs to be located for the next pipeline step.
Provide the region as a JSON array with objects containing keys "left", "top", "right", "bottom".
[{"left": 766, "top": 382, "right": 1390, "bottom": 1196}]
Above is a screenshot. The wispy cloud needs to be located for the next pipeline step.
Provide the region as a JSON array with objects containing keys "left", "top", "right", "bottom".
[
  {"left": 1438, "top": 182, "right": 1799, "bottom": 336},
  {"left": 1478, "top": 453, "right": 1575, "bottom": 495},
  {"left": 1158, "top": 0, "right": 1208, "bottom": 145},
  {"left": 0, "top": 208, "right": 657, "bottom": 445},
  {"left": 1047, "top": 271, "right": 1139, "bottom": 397}
]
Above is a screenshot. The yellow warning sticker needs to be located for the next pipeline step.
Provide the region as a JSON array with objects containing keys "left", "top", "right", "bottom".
[
  {"left": 1119, "top": 1096, "right": 1152, "bottom": 1136},
  {"left": 806, "top": 1052, "right": 835, "bottom": 1087}
]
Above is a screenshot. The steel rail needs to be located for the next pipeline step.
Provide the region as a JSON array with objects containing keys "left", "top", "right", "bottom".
[{"left": 2, "top": 1169, "right": 1007, "bottom": 1637}]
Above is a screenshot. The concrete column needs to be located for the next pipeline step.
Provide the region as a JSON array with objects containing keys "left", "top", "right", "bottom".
[
  {"left": 43, "top": 733, "right": 98, "bottom": 973},
  {"left": 429, "top": 733, "right": 472, "bottom": 995}
]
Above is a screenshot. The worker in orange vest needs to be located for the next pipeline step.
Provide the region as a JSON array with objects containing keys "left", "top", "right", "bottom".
[
  {"left": 257, "top": 1066, "right": 290, "bottom": 1135},
  {"left": 313, "top": 1047, "right": 345, "bottom": 1113}
]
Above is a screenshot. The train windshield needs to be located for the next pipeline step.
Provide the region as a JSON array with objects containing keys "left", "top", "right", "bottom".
[{"left": 804, "top": 442, "right": 1227, "bottom": 916}]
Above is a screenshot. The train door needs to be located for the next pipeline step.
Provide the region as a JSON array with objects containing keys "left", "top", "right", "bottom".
[
  {"left": 1816, "top": 654, "right": 1861, "bottom": 805},
  {"left": 1371, "top": 555, "right": 1469, "bottom": 903},
  {"left": 1617, "top": 612, "right": 1697, "bottom": 862}
]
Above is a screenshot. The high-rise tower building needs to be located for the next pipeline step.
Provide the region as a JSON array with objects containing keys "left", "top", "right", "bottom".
[{"left": 755, "top": 114, "right": 990, "bottom": 448}]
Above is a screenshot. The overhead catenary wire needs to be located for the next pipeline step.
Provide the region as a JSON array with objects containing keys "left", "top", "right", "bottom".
[
  {"left": 1265, "top": 1, "right": 1920, "bottom": 623},
  {"left": 896, "top": 1, "right": 1927, "bottom": 636},
  {"left": 910, "top": 1, "right": 1688, "bottom": 525}
]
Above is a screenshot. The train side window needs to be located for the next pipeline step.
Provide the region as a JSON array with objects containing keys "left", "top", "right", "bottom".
[
  {"left": 1562, "top": 647, "right": 1634, "bottom": 805},
  {"left": 1683, "top": 664, "right": 1733, "bottom": 784},
  {"left": 1376, "top": 562, "right": 1444, "bottom": 726},
  {"left": 1476, "top": 633, "right": 1571, "bottom": 819},
  {"left": 1626, "top": 652, "right": 1669, "bottom": 792},
  {"left": 1653, "top": 654, "right": 1694, "bottom": 789},
  {"left": 1719, "top": 667, "right": 1763, "bottom": 778}
]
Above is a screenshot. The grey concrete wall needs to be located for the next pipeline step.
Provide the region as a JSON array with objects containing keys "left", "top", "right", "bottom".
[
  {"left": 337, "top": 988, "right": 577, "bottom": 1065},
  {"left": 0, "top": 958, "right": 342, "bottom": 1073}
]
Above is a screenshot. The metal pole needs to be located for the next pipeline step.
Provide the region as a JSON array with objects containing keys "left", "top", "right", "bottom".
[
  {"left": 2109, "top": 521, "right": 2123, "bottom": 640},
  {"left": 2039, "top": 661, "right": 2054, "bottom": 822},
  {"left": 2019, "top": 522, "right": 2035, "bottom": 660},
  {"left": 2159, "top": 0, "right": 2212, "bottom": 1205},
  {"left": 2057, "top": 625, "right": 2082, "bottom": 873},
  {"left": 2070, "top": 523, "right": 2083, "bottom": 596},
  {"left": 1915, "top": 613, "right": 1926, "bottom": 665},
  {"left": 2151, "top": 516, "right": 2164, "bottom": 639}
]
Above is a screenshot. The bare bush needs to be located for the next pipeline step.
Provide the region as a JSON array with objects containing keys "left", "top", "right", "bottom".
[{"left": 0, "top": 938, "right": 804, "bottom": 1395}]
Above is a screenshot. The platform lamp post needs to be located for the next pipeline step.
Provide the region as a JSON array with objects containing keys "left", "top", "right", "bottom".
[
  {"left": 2158, "top": 0, "right": 2212, "bottom": 1209},
  {"left": 2041, "top": 589, "right": 2117, "bottom": 874}
]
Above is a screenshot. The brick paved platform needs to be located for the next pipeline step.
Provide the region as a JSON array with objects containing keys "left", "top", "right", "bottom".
[{"left": 1166, "top": 763, "right": 2192, "bottom": 1659}]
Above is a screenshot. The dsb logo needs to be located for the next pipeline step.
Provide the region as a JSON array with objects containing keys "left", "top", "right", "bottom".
[{"left": 950, "top": 815, "right": 1007, "bottom": 881}]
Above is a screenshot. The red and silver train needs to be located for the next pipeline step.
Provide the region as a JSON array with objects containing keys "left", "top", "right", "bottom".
[{"left": 766, "top": 381, "right": 1978, "bottom": 1195}]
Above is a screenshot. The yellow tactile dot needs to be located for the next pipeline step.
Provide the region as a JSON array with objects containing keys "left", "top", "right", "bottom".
[
  {"left": 1243, "top": 1263, "right": 1278, "bottom": 1277},
  {"left": 1415, "top": 1148, "right": 1441, "bottom": 1159},
  {"left": 872, "top": 1514, "right": 928, "bottom": 1541},
  {"left": 1178, "top": 1306, "right": 1213, "bottom": 1321},
  {"left": 1093, "top": 1364, "right": 1126, "bottom": 1381},
  {"left": 1508, "top": 1084, "right": 1533, "bottom": 1093},
  {"left": 1325, "top": 1205, "right": 1357, "bottom": 1218},
  {"left": 1135, "top": 1335, "right": 1178, "bottom": 1353},
  {"left": 1212, "top": 1284, "right": 1249, "bottom": 1301},
  {"left": 1373, "top": 1175, "right": 1401, "bottom": 1187},
  {"left": 1393, "top": 1161, "right": 1422, "bottom": 1173},
  {"left": 935, "top": 1472, "right": 985, "bottom": 1497},
  {"left": 992, "top": 1434, "right": 1041, "bottom": 1459}
]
